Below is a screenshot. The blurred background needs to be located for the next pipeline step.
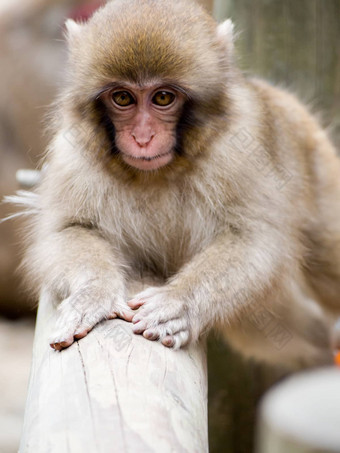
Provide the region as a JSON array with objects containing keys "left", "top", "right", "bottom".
[{"left": 0, "top": 0, "right": 339, "bottom": 452}]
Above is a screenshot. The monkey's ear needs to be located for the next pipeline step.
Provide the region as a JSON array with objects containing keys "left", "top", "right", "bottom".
[
  {"left": 217, "top": 19, "right": 235, "bottom": 51},
  {"left": 65, "top": 19, "right": 83, "bottom": 43}
]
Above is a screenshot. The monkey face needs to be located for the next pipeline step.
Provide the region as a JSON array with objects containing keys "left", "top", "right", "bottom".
[
  {"left": 63, "top": 0, "right": 232, "bottom": 177},
  {"left": 99, "top": 83, "right": 186, "bottom": 171}
]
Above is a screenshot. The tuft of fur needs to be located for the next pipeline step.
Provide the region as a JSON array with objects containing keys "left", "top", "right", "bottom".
[
  {"left": 2, "top": 191, "right": 40, "bottom": 222},
  {"left": 10, "top": 0, "right": 340, "bottom": 364}
]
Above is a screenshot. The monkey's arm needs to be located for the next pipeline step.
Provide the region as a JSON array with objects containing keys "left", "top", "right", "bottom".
[
  {"left": 128, "top": 222, "right": 291, "bottom": 348},
  {"left": 28, "top": 224, "right": 129, "bottom": 350}
]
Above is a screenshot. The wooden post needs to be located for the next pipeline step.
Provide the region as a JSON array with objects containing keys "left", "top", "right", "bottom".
[
  {"left": 256, "top": 368, "right": 340, "bottom": 453},
  {"left": 20, "top": 287, "right": 208, "bottom": 452}
]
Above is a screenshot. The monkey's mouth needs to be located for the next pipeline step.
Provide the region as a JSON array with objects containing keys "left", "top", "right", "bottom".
[
  {"left": 121, "top": 150, "right": 174, "bottom": 170},
  {"left": 122, "top": 150, "right": 172, "bottom": 161}
]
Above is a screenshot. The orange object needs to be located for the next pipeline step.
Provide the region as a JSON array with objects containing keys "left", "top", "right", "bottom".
[{"left": 334, "top": 351, "right": 340, "bottom": 366}]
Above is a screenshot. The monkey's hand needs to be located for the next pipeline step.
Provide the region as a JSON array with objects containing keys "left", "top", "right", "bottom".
[
  {"left": 50, "top": 284, "right": 133, "bottom": 351},
  {"left": 126, "top": 286, "right": 192, "bottom": 349}
]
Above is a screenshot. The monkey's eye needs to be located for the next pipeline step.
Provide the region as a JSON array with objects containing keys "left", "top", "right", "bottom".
[
  {"left": 152, "top": 91, "right": 175, "bottom": 107},
  {"left": 112, "top": 91, "right": 135, "bottom": 107}
]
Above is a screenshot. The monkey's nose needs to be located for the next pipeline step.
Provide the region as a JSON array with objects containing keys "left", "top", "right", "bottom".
[{"left": 132, "top": 132, "right": 155, "bottom": 147}]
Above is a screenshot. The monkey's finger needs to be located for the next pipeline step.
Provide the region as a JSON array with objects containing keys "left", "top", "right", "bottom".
[
  {"left": 141, "top": 319, "right": 189, "bottom": 342},
  {"left": 132, "top": 320, "right": 147, "bottom": 334},
  {"left": 73, "top": 313, "right": 106, "bottom": 338},
  {"left": 107, "top": 313, "right": 118, "bottom": 320},
  {"left": 50, "top": 335, "right": 75, "bottom": 351},
  {"left": 74, "top": 328, "right": 91, "bottom": 339},
  {"left": 162, "top": 331, "right": 190, "bottom": 349},
  {"left": 132, "top": 314, "right": 142, "bottom": 324},
  {"left": 118, "top": 310, "right": 134, "bottom": 322},
  {"left": 128, "top": 298, "right": 145, "bottom": 309},
  {"left": 162, "top": 336, "right": 174, "bottom": 347},
  {"left": 50, "top": 315, "right": 82, "bottom": 350},
  {"left": 143, "top": 329, "right": 159, "bottom": 340},
  {"left": 132, "top": 307, "right": 187, "bottom": 325}
]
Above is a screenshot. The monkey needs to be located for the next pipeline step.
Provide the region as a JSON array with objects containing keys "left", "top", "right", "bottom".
[{"left": 11, "top": 0, "right": 340, "bottom": 366}]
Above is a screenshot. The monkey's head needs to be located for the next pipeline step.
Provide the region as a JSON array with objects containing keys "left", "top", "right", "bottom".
[{"left": 63, "top": 0, "right": 235, "bottom": 176}]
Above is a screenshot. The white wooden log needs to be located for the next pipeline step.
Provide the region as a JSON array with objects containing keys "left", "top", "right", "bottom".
[
  {"left": 19, "top": 287, "right": 208, "bottom": 453},
  {"left": 256, "top": 367, "right": 340, "bottom": 453}
]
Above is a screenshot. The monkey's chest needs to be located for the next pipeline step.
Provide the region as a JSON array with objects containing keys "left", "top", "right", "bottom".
[{"left": 118, "top": 200, "right": 214, "bottom": 276}]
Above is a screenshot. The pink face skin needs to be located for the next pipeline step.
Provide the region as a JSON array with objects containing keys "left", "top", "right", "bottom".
[{"left": 101, "top": 83, "right": 186, "bottom": 171}]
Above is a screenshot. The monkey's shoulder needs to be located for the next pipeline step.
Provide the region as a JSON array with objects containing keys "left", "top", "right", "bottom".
[{"left": 248, "top": 77, "right": 321, "bottom": 129}]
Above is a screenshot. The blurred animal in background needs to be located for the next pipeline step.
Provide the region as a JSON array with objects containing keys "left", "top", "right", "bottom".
[
  {"left": 7, "top": 0, "right": 340, "bottom": 367},
  {"left": 0, "top": 0, "right": 104, "bottom": 316}
]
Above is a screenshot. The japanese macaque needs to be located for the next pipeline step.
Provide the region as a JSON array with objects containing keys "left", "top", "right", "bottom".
[{"left": 14, "top": 0, "right": 340, "bottom": 365}]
